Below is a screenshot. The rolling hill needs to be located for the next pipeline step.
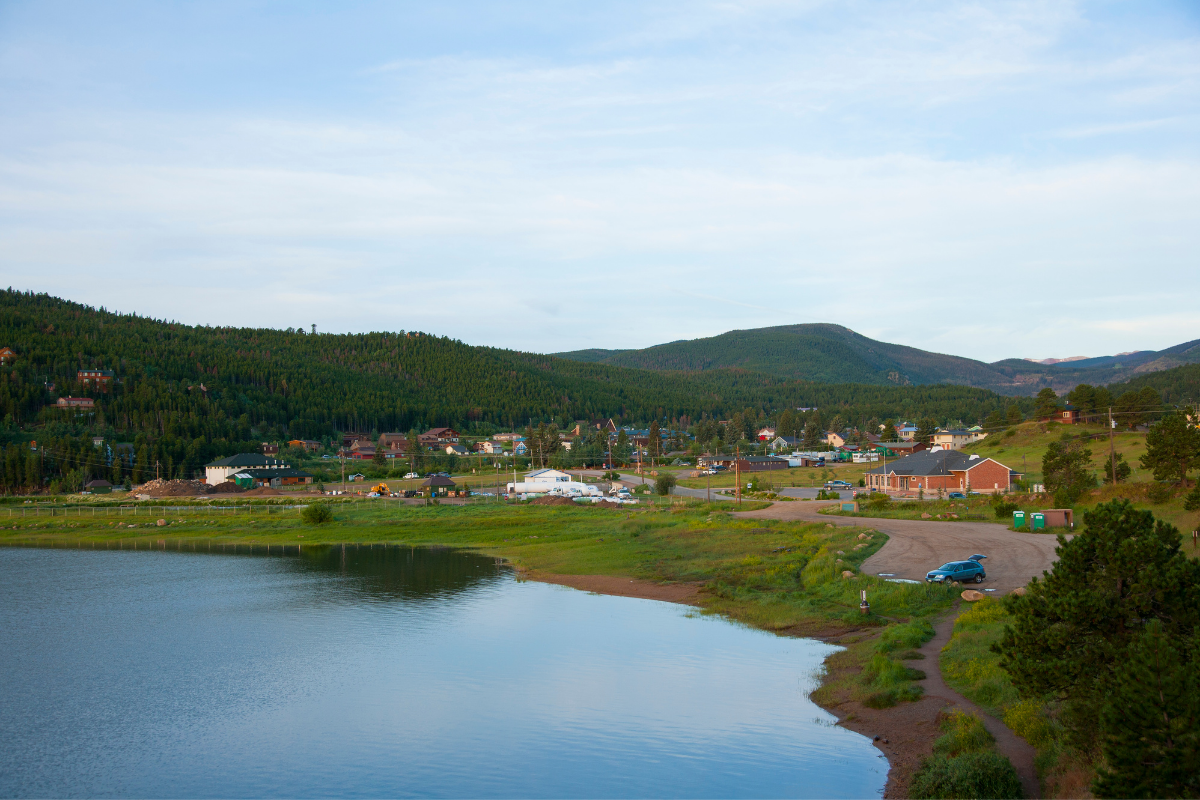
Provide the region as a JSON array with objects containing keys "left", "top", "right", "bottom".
[{"left": 555, "top": 324, "right": 1200, "bottom": 395}]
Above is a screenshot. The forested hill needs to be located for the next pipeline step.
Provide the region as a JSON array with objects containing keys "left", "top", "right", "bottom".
[
  {"left": 554, "top": 324, "right": 1200, "bottom": 395},
  {"left": 1, "top": 291, "right": 1013, "bottom": 446},
  {"left": 555, "top": 324, "right": 1024, "bottom": 390}
]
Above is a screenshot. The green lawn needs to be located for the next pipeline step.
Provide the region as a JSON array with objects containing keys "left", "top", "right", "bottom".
[
  {"left": 677, "top": 461, "right": 874, "bottom": 491},
  {"left": 1, "top": 498, "right": 958, "bottom": 637},
  {"left": 961, "top": 421, "right": 1151, "bottom": 487}
]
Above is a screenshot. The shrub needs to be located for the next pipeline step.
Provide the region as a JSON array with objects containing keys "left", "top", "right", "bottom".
[
  {"left": 300, "top": 503, "right": 334, "bottom": 524},
  {"left": 1185, "top": 483, "right": 1200, "bottom": 512},
  {"left": 858, "top": 478, "right": 865, "bottom": 487},
  {"left": 1147, "top": 482, "right": 1173, "bottom": 504},
  {"left": 933, "top": 711, "right": 994, "bottom": 757},
  {"left": 909, "top": 751, "right": 1023, "bottom": 799},
  {"left": 860, "top": 653, "right": 926, "bottom": 707},
  {"left": 654, "top": 472, "right": 677, "bottom": 496},
  {"left": 877, "top": 619, "right": 935, "bottom": 653},
  {"left": 867, "top": 492, "right": 891, "bottom": 509},
  {"left": 993, "top": 502, "right": 1018, "bottom": 519},
  {"left": 1003, "top": 699, "right": 1055, "bottom": 749}
]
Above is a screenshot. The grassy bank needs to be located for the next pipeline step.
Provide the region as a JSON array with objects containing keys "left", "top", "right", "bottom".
[
  {"left": 939, "top": 598, "right": 1092, "bottom": 798},
  {"left": 822, "top": 495, "right": 1003, "bottom": 522},
  {"left": 0, "top": 498, "right": 958, "bottom": 636}
]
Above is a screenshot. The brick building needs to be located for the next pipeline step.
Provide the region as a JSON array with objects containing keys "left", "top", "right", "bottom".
[
  {"left": 865, "top": 448, "right": 1018, "bottom": 493},
  {"left": 77, "top": 369, "right": 114, "bottom": 389}
]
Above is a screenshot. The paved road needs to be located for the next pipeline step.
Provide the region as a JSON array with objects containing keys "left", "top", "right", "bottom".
[{"left": 732, "top": 500, "right": 1064, "bottom": 594}]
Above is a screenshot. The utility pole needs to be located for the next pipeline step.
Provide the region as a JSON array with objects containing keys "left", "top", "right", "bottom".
[
  {"left": 735, "top": 444, "right": 741, "bottom": 506},
  {"left": 707, "top": 468, "right": 710, "bottom": 503},
  {"left": 1108, "top": 406, "right": 1116, "bottom": 485},
  {"left": 341, "top": 452, "right": 345, "bottom": 494}
]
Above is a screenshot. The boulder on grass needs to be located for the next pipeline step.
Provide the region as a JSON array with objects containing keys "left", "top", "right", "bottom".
[
  {"left": 156, "top": 519, "right": 166, "bottom": 527},
  {"left": 1010, "top": 586, "right": 1027, "bottom": 597},
  {"left": 961, "top": 589, "right": 985, "bottom": 602},
  {"left": 841, "top": 570, "right": 855, "bottom": 579}
]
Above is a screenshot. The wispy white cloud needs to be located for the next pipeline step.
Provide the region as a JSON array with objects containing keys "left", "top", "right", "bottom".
[{"left": 0, "top": 0, "right": 1198, "bottom": 362}]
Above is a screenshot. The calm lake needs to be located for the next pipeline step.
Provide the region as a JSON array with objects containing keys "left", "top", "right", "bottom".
[{"left": 0, "top": 544, "right": 885, "bottom": 798}]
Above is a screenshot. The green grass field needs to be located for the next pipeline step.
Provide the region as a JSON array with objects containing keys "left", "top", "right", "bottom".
[
  {"left": 677, "top": 461, "right": 874, "bottom": 491},
  {"left": 962, "top": 421, "right": 1150, "bottom": 486},
  {"left": 0, "top": 498, "right": 958, "bottom": 637}
]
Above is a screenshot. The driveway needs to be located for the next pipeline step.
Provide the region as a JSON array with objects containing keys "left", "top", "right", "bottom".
[{"left": 732, "top": 501, "right": 1064, "bottom": 594}]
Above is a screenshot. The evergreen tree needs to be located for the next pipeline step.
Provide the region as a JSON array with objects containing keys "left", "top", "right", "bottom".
[
  {"left": 648, "top": 420, "right": 660, "bottom": 458},
  {"left": 915, "top": 417, "right": 938, "bottom": 445},
  {"left": 613, "top": 429, "right": 630, "bottom": 466},
  {"left": 1006, "top": 404, "right": 1023, "bottom": 425},
  {"left": 1034, "top": 387, "right": 1059, "bottom": 419},
  {"left": 803, "top": 411, "right": 823, "bottom": 450},
  {"left": 1104, "top": 452, "right": 1131, "bottom": 484},
  {"left": 1092, "top": 621, "right": 1200, "bottom": 799},
  {"left": 1139, "top": 409, "right": 1200, "bottom": 486},
  {"left": 879, "top": 419, "right": 898, "bottom": 441},
  {"left": 777, "top": 409, "right": 798, "bottom": 440},
  {"left": 1042, "top": 436, "right": 1097, "bottom": 504},
  {"left": 996, "top": 500, "right": 1200, "bottom": 752}
]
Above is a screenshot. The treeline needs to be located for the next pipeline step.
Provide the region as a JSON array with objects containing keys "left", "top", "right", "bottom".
[
  {"left": 1109, "top": 363, "right": 1200, "bottom": 406},
  {"left": 0, "top": 289, "right": 1055, "bottom": 486}
]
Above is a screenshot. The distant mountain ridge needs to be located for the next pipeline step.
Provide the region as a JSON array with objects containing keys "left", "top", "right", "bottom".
[{"left": 553, "top": 325, "right": 1200, "bottom": 396}]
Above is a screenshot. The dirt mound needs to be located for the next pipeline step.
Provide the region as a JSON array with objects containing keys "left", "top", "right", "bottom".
[
  {"left": 210, "top": 481, "right": 243, "bottom": 494},
  {"left": 132, "top": 478, "right": 211, "bottom": 497},
  {"left": 529, "top": 495, "right": 578, "bottom": 506},
  {"left": 592, "top": 500, "right": 624, "bottom": 509}
]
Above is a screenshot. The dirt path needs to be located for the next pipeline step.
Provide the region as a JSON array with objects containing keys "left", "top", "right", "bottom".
[
  {"left": 733, "top": 501, "right": 1064, "bottom": 594},
  {"left": 916, "top": 607, "right": 1040, "bottom": 798}
]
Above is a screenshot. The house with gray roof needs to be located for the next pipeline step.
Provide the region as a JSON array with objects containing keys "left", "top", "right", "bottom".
[{"left": 865, "top": 448, "right": 1018, "bottom": 494}]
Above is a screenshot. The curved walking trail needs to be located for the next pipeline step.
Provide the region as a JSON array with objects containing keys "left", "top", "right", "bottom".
[{"left": 918, "top": 607, "right": 1040, "bottom": 799}]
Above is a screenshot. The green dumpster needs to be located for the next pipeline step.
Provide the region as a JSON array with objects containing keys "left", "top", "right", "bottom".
[
  {"left": 1031, "top": 512, "right": 1045, "bottom": 531},
  {"left": 1013, "top": 510, "right": 1025, "bottom": 528}
]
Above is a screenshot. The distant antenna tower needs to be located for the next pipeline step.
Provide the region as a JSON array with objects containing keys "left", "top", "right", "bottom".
[{"left": 311, "top": 324, "right": 316, "bottom": 335}]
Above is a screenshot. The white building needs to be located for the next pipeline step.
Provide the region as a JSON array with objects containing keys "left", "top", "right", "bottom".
[{"left": 203, "top": 453, "right": 290, "bottom": 486}]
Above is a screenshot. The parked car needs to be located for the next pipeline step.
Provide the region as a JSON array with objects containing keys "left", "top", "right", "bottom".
[
  {"left": 403, "top": 472, "right": 419, "bottom": 479},
  {"left": 825, "top": 480, "right": 853, "bottom": 489},
  {"left": 926, "top": 555, "right": 987, "bottom": 584},
  {"left": 948, "top": 491, "right": 966, "bottom": 499}
]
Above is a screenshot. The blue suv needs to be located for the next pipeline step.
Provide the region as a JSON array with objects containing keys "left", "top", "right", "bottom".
[{"left": 926, "top": 555, "right": 987, "bottom": 584}]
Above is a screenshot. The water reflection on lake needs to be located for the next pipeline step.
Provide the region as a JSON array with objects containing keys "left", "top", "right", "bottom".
[{"left": 0, "top": 544, "right": 885, "bottom": 798}]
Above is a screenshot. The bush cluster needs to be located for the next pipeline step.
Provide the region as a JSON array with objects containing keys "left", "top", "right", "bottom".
[
  {"left": 300, "top": 503, "right": 334, "bottom": 524},
  {"left": 909, "top": 712, "right": 1022, "bottom": 800}
]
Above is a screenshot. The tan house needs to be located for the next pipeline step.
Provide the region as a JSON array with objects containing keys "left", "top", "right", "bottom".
[{"left": 929, "top": 429, "right": 988, "bottom": 451}]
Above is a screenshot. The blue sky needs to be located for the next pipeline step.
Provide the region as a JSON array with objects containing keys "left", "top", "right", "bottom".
[{"left": 1, "top": 0, "right": 1197, "bottom": 362}]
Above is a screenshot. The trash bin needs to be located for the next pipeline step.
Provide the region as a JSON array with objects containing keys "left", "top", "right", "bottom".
[
  {"left": 1013, "top": 510, "right": 1025, "bottom": 528},
  {"left": 1031, "top": 512, "right": 1045, "bottom": 531}
]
